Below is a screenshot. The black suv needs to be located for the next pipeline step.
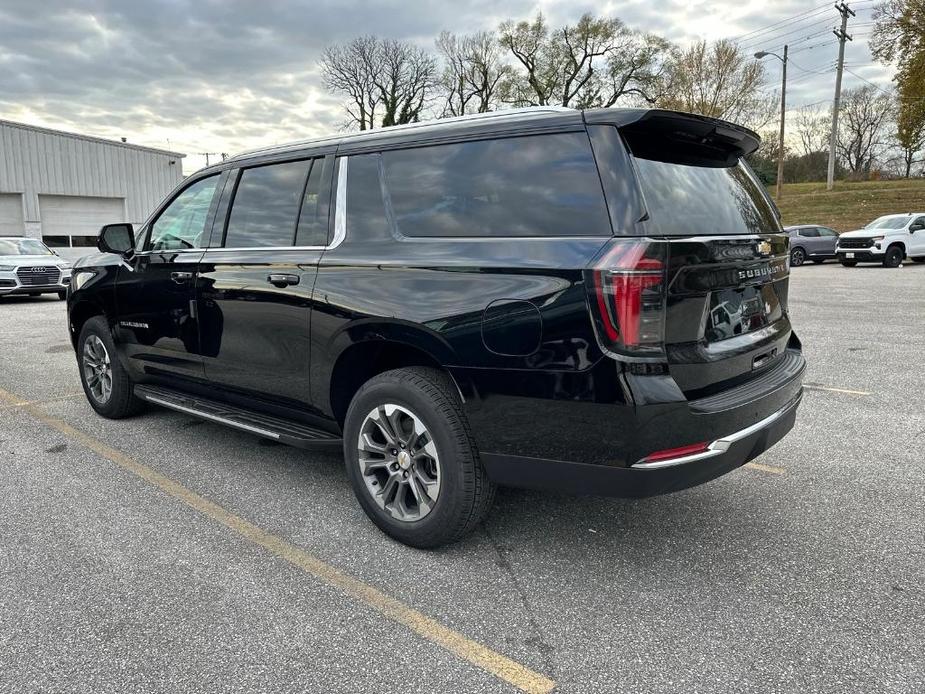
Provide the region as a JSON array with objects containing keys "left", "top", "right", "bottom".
[{"left": 67, "top": 107, "right": 805, "bottom": 548}]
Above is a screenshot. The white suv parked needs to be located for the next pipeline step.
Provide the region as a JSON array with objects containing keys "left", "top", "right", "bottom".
[
  {"left": 0, "top": 237, "right": 72, "bottom": 300},
  {"left": 836, "top": 213, "right": 925, "bottom": 268}
]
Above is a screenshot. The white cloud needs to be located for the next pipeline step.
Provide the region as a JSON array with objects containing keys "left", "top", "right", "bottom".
[{"left": 0, "top": 0, "right": 890, "bottom": 174}]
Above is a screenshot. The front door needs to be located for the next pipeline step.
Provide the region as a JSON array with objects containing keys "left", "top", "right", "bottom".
[
  {"left": 115, "top": 173, "right": 222, "bottom": 383},
  {"left": 908, "top": 216, "right": 925, "bottom": 255},
  {"left": 196, "top": 155, "right": 334, "bottom": 408}
]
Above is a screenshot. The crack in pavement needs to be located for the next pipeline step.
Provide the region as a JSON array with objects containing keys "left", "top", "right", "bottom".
[{"left": 483, "top": 522, "right": 557, "bottom": 679}]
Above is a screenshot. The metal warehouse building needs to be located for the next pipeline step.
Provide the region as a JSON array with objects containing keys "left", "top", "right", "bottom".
[{"left": 0, "top": 120, "right": 184, "bottom": 258}]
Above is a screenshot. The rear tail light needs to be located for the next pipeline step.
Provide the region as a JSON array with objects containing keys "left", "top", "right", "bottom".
[{"left": 586, "top": 240, "right": 666, "bottom": 357}]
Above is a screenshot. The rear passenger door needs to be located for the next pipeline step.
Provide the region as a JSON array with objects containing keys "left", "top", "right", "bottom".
[
  {"left": 196, "top": 154, "right": 334, "bottom": 408},
  {"left": 817, "top": 227, "right": 839, "bottom": 256}
]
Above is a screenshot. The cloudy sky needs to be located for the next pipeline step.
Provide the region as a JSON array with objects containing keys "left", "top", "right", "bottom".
[{"left": 0, "top": 0, "right": 889, "bottom": 173}]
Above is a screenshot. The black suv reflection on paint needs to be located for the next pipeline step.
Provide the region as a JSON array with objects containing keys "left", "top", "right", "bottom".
[{"left": 67, "top": 107, "right": 805, "bottom": 548}]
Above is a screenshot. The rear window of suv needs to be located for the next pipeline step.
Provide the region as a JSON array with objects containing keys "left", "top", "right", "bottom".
[
  {"left": 630, "top": 152, "right": 779, "bottom": 237},
  {"left": 380, "top": 133, "right": 612, "bottom": 238}
]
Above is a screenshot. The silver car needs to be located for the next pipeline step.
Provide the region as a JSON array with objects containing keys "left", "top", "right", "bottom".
[
  {"left": 784, "top": 225, "right": 839, "bottom": 266},
  {"left": 0, "top": 237, "right": 72, "bottom": 300}
]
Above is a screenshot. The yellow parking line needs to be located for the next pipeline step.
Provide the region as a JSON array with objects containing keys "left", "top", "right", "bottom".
[
  {"left": 0, "top": 392, "right": 83, "bottom": 410},
  {"left": 804, "top": 384, "right": 871, "bottom": 396},
  {"left": 0, "top": 386, "right": 555, "bottom": 694},
  {"left": 744, "top": 461, "right": 785, "bottom": 475}
]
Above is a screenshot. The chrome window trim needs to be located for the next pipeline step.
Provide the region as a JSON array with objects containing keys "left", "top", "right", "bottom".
[
  {"left": 331, "top": 156, "right": 348, "bottom": 250},
  {"left": 171, "top": 157, "right": 348, "bottom": 255}
]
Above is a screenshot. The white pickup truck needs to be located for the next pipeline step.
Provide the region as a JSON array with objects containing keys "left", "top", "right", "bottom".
[{"left": 836, "top": 213, "right": 925, "bottom": 268}]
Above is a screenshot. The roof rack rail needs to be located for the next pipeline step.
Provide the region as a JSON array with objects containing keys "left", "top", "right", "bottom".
[{"left": 230, "top": 106, "right": 576, "bottom": 161}]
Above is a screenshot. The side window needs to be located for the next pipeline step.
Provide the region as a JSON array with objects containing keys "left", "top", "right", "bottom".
[
  {"left": 344, "top": 153, "right": 390, "bottom": 240},
  {"left": 224, "top": 160, "right": 311, "bottom": 248},
  {"left": 912, "top": 216, "right": 925, "bottom": 229},
  {"left": 380, "top": 133, "right": 612, "bottom": 238},
  {"left": 295, "top": 158, "right": 333, "bottom": 247},
  {"left": 819, "top": 227, "right": 838, "bottom": 237},
  {"left": 800, "top": 228, "right": 820, "bottom": 237},
  {"left": 149, "top": 175, "right": 220, "bottom": 251}
]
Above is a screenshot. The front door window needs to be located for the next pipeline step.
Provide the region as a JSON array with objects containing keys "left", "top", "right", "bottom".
[{"left": 148, "top": 176, "right": 219, "bottom": 251}]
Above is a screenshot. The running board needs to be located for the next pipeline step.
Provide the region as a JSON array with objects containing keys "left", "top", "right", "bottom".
[{"left": 134, "top": 385, "right": 342, "bottom": 450}]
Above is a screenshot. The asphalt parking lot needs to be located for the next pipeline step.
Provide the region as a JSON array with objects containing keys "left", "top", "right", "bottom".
[{"left": 1, "top": 262, "right": 923, "bottom": 693}]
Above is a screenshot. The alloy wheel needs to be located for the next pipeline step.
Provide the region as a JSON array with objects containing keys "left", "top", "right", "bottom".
[
  {"left": 357, "top": 404, "right": 441, "bottom": 522},
  {"left": 82, "top": 335, "right": 113, "bottom": 404},
  {"left": 791, "top": 248, "right": 805, "bottom": 266}
]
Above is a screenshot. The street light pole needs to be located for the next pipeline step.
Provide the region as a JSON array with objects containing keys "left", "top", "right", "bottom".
[{"left": 755, "top": 46, "right": 788, "bottom": 200}]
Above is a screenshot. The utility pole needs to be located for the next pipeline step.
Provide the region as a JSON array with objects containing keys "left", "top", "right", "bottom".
[
  {"left": 755, "top": 46, "right": 788, "bottom": 200},
  {"left": 776, "top": 45, "right": 788, "bottom": 200},
  {"left": 198, "top": 152, "right": 219, "bottom": 166},
  {"left": 826, "top": 2, "right": 855, "bottom": 191}
]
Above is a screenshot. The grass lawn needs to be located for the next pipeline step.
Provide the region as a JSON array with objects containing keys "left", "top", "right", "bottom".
[{"left": 769, "top": 179, "right": 925, "bottom": 232}]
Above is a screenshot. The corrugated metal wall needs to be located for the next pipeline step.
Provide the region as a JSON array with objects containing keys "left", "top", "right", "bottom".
[{"left": 0, "top": 120, "right": 184, "bottom": 230}]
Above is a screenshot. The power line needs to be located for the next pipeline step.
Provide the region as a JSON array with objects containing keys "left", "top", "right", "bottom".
[{"left": 732, "top": 3, "right": 832, "bottom": 42}]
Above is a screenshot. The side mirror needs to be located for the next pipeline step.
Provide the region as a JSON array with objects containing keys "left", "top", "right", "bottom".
[
  {"left": 97, "top": 223, "right": 135, "bottom": 256},
  {"left": 909, "top": 223, "right": 924, "bottom": 233}
]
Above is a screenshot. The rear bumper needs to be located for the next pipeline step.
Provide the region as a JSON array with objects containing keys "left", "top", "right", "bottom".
[{"left": 481, "top": 390, "right": 801, "bottom": 497}]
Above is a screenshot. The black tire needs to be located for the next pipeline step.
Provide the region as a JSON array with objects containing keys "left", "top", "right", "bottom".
[
  {"left": 790, "top": 247, "right": 806, "bottom": 267},
  {"left": 883, "top": 245, "right": 904, "bottom": 268},
  {"left": 57, "top": 290, "right": 67, "bottom": 300},
  {"left": 77, "top": 316, "right": 144, "bottom": 419},
  {"left": 840, "top": 260, "right": 858, "bottom": 267},
  {"left": 343, "top": 366, "right": 495, "bottom": 548}
]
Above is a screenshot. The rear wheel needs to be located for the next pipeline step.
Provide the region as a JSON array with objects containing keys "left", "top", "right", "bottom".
[
  {"left": 883, "top": 246, "right": 904, "bottom": 268},
  {"left": 77, "top": 316, "right": 144, "bottom": 419},
  {"left": 790, "top": 247, "right": 806, "bottom": 267},
  {"left": 343, "top": 366, "right": 495, "bottom": 548}
]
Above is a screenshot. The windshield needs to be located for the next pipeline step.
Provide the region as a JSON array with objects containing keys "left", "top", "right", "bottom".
[
  {"left": 0, "top": 238, "right": 55, "bottom": 256},
  {"left": 865, "top": 216, "right": 909, "bottom": 230}
]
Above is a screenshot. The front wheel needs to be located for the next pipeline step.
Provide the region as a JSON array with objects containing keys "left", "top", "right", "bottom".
[
  {"left": 790, "top": 248, "right": 806, "bottom": 267},
  {"left": 77, "top": 316, "right": 144, "bottom": 419},
  {"left": 883, "top": 246, "right": 904, "bottom": 268},
  {"left": 343, "top": 367, "right": 495, "bottom": 548}
]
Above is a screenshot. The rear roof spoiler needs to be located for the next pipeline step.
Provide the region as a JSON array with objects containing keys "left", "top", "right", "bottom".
[{"left": 583, "top": 108, "right": 761, "bottom": 166}]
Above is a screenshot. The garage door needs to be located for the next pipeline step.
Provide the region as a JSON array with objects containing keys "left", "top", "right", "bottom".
[
  {"left": 0, "top": 193, "right": 24, "bottom": 236},
  {"left": 39, "top": 195, "right": 124, "bottom": 248}
]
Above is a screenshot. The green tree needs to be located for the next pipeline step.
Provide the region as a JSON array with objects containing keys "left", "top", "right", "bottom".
[
  {"left": 498, "top": 13, "right": 674, "bottom": 108},
  {"left": 872, "top": 0, "right": 925, "bottom": 176}
]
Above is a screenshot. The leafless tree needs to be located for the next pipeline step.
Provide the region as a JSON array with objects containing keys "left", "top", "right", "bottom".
[
  {"left": 793, "top": 104, "right": 831, "bottom": 156},
  {"left": 375, "top": 39, "right": 438, "bottom": 127},
  {"left": 836, "top": 85, "right": 894, "bottom": 177},
  {"left": 436, "top": 31, "right": 510, "bottom": 116},
  {"left": 320, "top": 36, "right": 381, "bottom": 130},
  {"left": 498, "top": 13, "right": 674, "bottom": 109},
  {"left": 320, "top": 37, "right": 437, "bottom": 129},
  {"left": 657, "top": 39, "right": 777, "bottom": 130}
]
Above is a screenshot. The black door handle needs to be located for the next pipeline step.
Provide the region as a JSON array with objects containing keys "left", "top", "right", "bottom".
[
  {"left": 267, "top": 273, "right": 300, "bottom": 287},
  {"left": 170, "top": 271, "right": 194, "bottom": 283}
]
